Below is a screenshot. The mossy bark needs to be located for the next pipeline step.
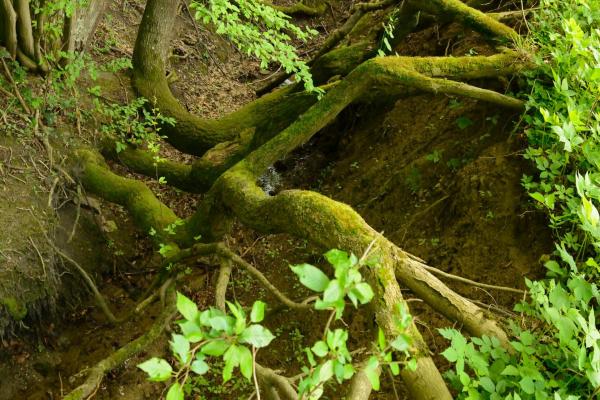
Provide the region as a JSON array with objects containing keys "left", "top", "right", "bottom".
[
  {"left": 132, "top": 0, "right": 320, "bottom": 156},
  {"left": 74, "top": 149, "right": 185, "bottom": 247}
]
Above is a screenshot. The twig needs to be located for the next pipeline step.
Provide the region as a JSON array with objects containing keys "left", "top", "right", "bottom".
[
  {"left": 0, "top": 58, "right": 31, "bottom": 114},
  {"left": 421, "top": 264, "right": 525, "bottom": 294},
  {"left": 68, "top": 185, "right": 83, "bottom": 243},
  {"left": 50, "top": 242, "right": 119, "bottom": 324},
  {"left": 252, "top": 347, "right": 262, "bottom": 400},
  {"left": 28, "top": 236, "right": 47, "bottom": 277}
]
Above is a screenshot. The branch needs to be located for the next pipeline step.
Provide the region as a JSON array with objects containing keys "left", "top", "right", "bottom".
[{"left": 214, "top": 243, "right": 313, "bottom": 310}]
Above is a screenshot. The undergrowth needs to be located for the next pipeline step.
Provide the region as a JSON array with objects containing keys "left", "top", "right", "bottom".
[{"left": 441, "top": 0, "right": 600, "bottom": 398}]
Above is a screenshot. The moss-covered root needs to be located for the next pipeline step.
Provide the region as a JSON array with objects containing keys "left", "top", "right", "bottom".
[
  {"left": 415, "top": 0, "right": 518, "bottom": 40},
  {"left": 257, "top": 0, "right": 417, "bottom": 94},
  {"left": 271, "top": 0, "right": 326, "bottom": 16},
  {"left": 212, "top": 168, "right": 452, "bottom": 400},
  {"left": 73, "top": 149, "right": 184, "bottom": 246},
  {"left": 62, "top": 292, "right": 176, "bottom": 400},
  {"left": 133, "top": 0, "right": 319, "bottom": 156}
]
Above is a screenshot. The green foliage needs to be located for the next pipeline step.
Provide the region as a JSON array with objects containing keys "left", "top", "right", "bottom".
[
  {"left": 31, "top": 0, "right": 86, "bottom": 45},
  {"left": 96, "top": 97, "right": 175, "bottom": 163},
  {"left": 190, "top": 0, "right": 319, "bottom": 92},
  {"left": 140, "top": 249, "right": 417, "bottom": 399},
  {"left": 138, "top": 294, "right": 275, "bottom": 396},
  {"left": 521, "top": 0, "right": 600, "bottom": 259},
  {"left": 441, "top": 0, "right": 600, "bottom": 398}
]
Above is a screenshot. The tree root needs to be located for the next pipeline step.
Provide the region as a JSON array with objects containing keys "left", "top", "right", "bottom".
[
  {"left": 62, "top": 289, "right": 177, "bottom": 400},
  {"left": 73, "top": 149, "right": 184, "bottom": 245},
  {"left": 132, "top": 0, "right": 320, "bottom": 156},
  {"left": 346, "top": 369, "right": 377, "bottom": 400},
  {"left": 256, "top": 0, "right": 411, "bottom": 95},
  {"left": 215, "top": 256, "right": 232, "bottom": 311},
  {"left": 214, "top": 243, "right": 313, "bottom": 310},
  {"left": 414, "top": 0, "right": 518, "bottom": 40},
  {"left": 421, "top": 263, "right": 526, "bottom": 294},
  {"left": 271, "top": 1, "right": 326, "bottom": 16},
  {"left": 51, "top": 242, "right": 119, "bottom": 324},
  {"left": 256, "top": 364, "right": 298, "bottom": 400}
]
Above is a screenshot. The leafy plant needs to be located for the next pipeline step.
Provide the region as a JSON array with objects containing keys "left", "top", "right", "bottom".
[
  {"left": 139, "top": 249, "right": 418, "bottom": 399},
  {"left": 440, "top": 0, "right": 600, "bottom": 398},
  {"left": 190, "top": 0, "right": 319, "bottom": 92}
]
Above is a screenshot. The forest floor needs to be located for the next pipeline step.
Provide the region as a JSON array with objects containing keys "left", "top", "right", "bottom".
[{"left": 0, "top": 1, "right": 553, "bottom": 399}]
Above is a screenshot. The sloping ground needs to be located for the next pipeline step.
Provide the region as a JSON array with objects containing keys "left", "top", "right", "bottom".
[{"left": 0, "top": 136, "right": 58, "bottom": 334}]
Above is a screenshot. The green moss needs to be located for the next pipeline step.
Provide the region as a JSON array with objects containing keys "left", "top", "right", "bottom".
[{"left": 1, "top": 297, "right": 27, "bottom": 320}]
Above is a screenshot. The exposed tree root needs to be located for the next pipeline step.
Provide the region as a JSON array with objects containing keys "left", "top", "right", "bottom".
[
  {"left": 62, "top": 290, "right": 176, "bottom": 400},
  {"left": 271, "top": 0, "right": 326, "bottom": 16},
  {"left": 0, "top": 0, "right": 18, "bottom": 58},
  {"left": 414, "top": 0, "right": 518, "bottom": 39},
  {"left": 132, "top": 0, "right": 320, "bottom": 156},
  {"left": 256, "top": 0, "right": 412, "bottom": 94},
  {"left": 74, "top": 149, "right": 183, "bottom": 245},
  {"left": 256, "top": 364, "right": 298, "bottom": 400},
  {"left": 70, "top": 0, "right": 536, "bottom": 398}
]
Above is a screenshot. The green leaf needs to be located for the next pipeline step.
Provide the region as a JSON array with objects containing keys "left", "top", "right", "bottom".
[
  {"left": 240, "top": 325, "right": 275, "bottom": 348},
  {"left": 350, "top": 282, "right": 374, "bottom": 304},
  {"left": 209, "top": 315, "right": 236, "bottom": 334},
  {"left": 456, "top": 116, "right": 473, "bottom": 130},
  {"left": 519, "top": 377, "right": 535, "bottom": 394},
  {"left": 364, "top": 356, "right": 380, "bottom": 390},
  {"left": 190, "top": 357, "right": 210, "bottom": 375},
  {"left": 501, "top": 365, "right": 519, "bottom": 376},
  {"left": 441, "top": 347, "right": 459, "bottom": 362},
  {"left": 251, "top": 301, "right": 266, "bottom": 323},
  {"left": 290, "top": 263, "right": 330, "bottom": 292},
  {"left": 390, "top": 334, "right": 411, "bottom": 352},
  {"left": 166, "top": 382, "right": 184, "bottom": 400},
  {"left": 239, "top": 345, "right": 254, "bottom": 381},
  {"left": 324, "top": 249, "right": 355, "bottom": 269},
  {"left": 170, "top": 334, "right": 190, "bottom": 364},
  {"left": 223, "top": 345, "right": 241, "bottom": 382},
  {"left": 312, "top": 341, "right": 329, "bottom": 357},
  {"left": 137, "top": 357, "right": 172, "bottom": 382},
  {"left": 377, "top": 328, "right": 386, "bottom": 351},
  {"left": 479, "top": 376, "right": 495, "bottom": 393},
  {"left": 406, "top": 358, "right": 417, "bottom": 372},
  {"left": 201, "top": 339, "right": 230, "bottom": 356},
  {"left": 178, "top": 320, "right": 204, "bottom": 343},
  {"left": 323, "top": 279, "right": 343, "bottom": 303}
]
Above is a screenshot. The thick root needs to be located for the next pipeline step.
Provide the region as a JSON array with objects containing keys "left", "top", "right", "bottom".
[
  {"left": 73, "top": 149, "right": 184, "bottom": 246},
  {"left": 133, "top": 0, "right": 319, "bottom": 156}
]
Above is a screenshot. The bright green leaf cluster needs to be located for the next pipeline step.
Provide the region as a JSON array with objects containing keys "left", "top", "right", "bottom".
[{"left": 190, "top": 0, "right": 319, "bottom": 92}]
